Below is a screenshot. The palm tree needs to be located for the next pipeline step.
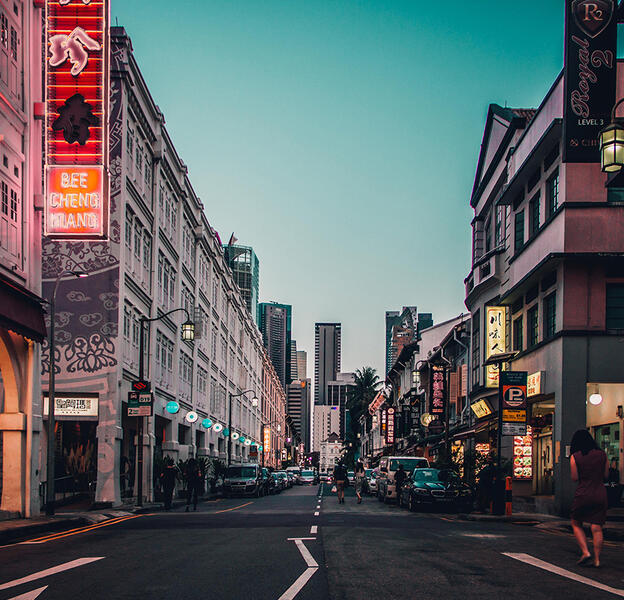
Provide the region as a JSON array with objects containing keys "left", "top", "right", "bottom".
[{"left": 343, "top": 367, "right": 381, "bottom": 466}]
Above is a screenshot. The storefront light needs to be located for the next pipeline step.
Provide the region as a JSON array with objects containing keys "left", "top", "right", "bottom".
[
  {"left": 213, "top": 423, "right": 223, "bottom": 433},
  {"left": 244, "top": 439, "right": 252, "bottom": 446},
  {"left": 185, "top": 411, "right": 198, "bottom": 423},
  {"left": 589, "top": 393, "right": 603, "bottom": 406},
  {"left": 201, "top": 418, "right": 213, "bottom": 429},
  {"left": 165, "top": 401, "right": 179, "bottom": 414},
  {"left": 599, "top": 122, "right": 624, "bottom": 172},
  {"left": 231, "top": 431, "right": 240, "bottom": 441}
]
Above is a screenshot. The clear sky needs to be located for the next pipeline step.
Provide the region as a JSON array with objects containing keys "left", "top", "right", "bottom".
[{"left": 112, "top": 0, "right": 566, "bottom": 378}]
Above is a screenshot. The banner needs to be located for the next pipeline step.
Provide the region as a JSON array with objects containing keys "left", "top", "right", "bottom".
[
  {"left": 563, "top": 0, "right": 617, "bottom": 162},
  {"left": 429, "top": 365, "right": 446, "bottom": 416},
  {"left": 486, "top": 306, "right": 506, "bottom": 388}
]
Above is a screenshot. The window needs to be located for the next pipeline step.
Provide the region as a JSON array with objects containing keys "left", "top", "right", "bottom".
[
  {"left": 1, "top": 181, "right": 7, "bottom": 214},
  {"left": 133, "top": 220, "right": 142, "bottom": 259},
  {"left": 529, "top": 193, "right": 540, "bottom": 237},
  {"left": 471, "top": 310, "right": 480, "bottom": 386},
  {"left": 143, "top": 233, "right": 151, "bottom": 273},
  {"left": 528, "top": 305, "right": 539, "bottom": 348},
  {"left": 513, "top": 316, "right": 523, "bottom": 352},
  {"left": 126, "top": 125, "right": 134, "bottom": 159},
  {"left": 9, "top": 25, "right": 17, "bottom": 60},
  {"left": 211, "top": 324, "right": 218, "bottom": 360},
  {"left": 0, "top": 13, "right": 7, "bottom": 48},
  {"left": 544, "top": 293, "right": 556, "bottom": 338},
  {"left": 606, "top": 284, "right": 624, "bottom": 329},
  {"left": 514, "top": 210, "right": 525, "bottom": 253},
  {"left": 546, "top": 169, "right": 559, "bottom": 219},
  {"left": 485, "top": 218, "right": 492, "bottom": 254},
  {"left": 144, "top": 154, "right": 152, "bottom": 188},
  {"left": 495, "top": 205, "right": 505, "bottom": 248}
]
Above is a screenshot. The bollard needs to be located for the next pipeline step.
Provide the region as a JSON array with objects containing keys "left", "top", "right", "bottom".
[{"left": 505, "top": 476, "right": 512, "bottom": 516}]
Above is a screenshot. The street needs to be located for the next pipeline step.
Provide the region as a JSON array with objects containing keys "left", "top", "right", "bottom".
[{"left": 1, "top": 486, "right": 623, "bottom": 600}]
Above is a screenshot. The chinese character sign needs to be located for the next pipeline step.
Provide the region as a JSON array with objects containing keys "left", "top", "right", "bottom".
[
  {"left": 386, "top": 407, "right": 395, "bottom": 444},
  {"left": 264, "top": 427, "right": 271, "bottom": 453},
  {"left": 45, "top": 0, "right": 109, "bottom": 239},
  {"left": 429, "top": 365, "right": 446, "bottom": 416},
  {"left": 486, "top": 306, "right": 507, "bottom": 388}
]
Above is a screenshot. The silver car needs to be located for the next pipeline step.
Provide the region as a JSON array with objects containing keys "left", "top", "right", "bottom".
[{"left": 299, "top": 469, "right": 315, "bottom": 484}]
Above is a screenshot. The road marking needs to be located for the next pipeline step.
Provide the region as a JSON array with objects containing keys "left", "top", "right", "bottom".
[
  {"left": 310, "top": 525, "right": 317, "bottom": 534},
  {"left": 23, "top": 515, "right": 142, "bottom": 544},
  {"left": 0, "top": 557, "right": 104, "bottom": 591},
  {"left": 462, "top": 533, "right": 505, "bottom": 539},
  {"left": 277, "top": 567, "right": 317, "bottom": 600},
  {"left": 314, "top": 511, "right": 319, "bottom": 516},
  {"left": 503, "top": 553, "right": 624, "bottom": 597},
  {"left": 213, "top": 501, "right": 253, "bottom": 514},
  {"left": 8, "top": 586, "right": 48, "bottom": 600}
]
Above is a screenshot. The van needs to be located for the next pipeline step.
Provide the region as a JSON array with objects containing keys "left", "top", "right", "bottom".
[
  {"left": 286, "top": 466, "right": 302, "bottom": 484},
  {"left": 376, "top": 456, "right": 430, "bottom": 503}
]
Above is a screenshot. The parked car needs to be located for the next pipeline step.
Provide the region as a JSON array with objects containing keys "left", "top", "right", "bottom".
[
  {"left": 398, "top": 468, "right": 474, "bottom": 512},
  {"left": 377, "top": 456, "right": 430, "bottom": 503},
  {"left": 286, "top": 466, "right": 302, "bottom": 484},
  {"left": 366, "top": 469, "right": 378, "bottom": 494},
  {"left": 347, "top": 471, "right": 355, "bottom": 485},
  {"left": 286, "top": 472, "right": 295, "bottom": 487},
  {"left": 260, "top": 468, "right": 275, "bottom": 495},
  {"left": 269, "top": 472, "right": 282, "bottom": 494},
  {"left": 274, "top": 471, "right": 289, "bottom": 490},
  {"left": 222, "top": 464, "right": 265, "bottom": 498},
  {"left": 300, "top": 469, "right": 315, "bottom": 485},
  {"left": 319, "top": 472, "right": 330, "bottom": 483}
]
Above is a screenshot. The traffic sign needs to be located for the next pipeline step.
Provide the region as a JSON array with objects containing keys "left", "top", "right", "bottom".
[
  {"left": 131, "top": 380, "right": 150, "bottom": 392},
  {"left": 499, "top": 371, "right": 527, "bottom": 436},
  {"left": 127, "top": 391, "right": 153, "bottom": 417}
]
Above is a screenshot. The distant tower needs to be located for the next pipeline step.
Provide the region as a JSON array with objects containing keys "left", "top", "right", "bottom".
[
  {"left": 297, "top": 350, "right": 307, "bottom": 381},
  {"left": 258, "top": 302, "right": 292, "bottom": 388},
  {"left": 224, "top": 244, "right": 260, "bottom": 324},
  {"left": 314, "top": 323, "right": 341, "bottom": 406}
]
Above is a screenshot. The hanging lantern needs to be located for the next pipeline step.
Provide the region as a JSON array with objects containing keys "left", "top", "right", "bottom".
[
  {"left": 213, "top": 423, "right": 223, "bottom": 433},
  {"left": 599, "top": 121, "right": 624, "bottom": 172},
  {"left": 181, "top": 319, "right": 195, "bottom": 341},
  {"left": 165, "top": 401, "right": 179, "bottom": 414},
  {"left": 201, "top": 418, "right": 213, "bottom": 429},
  {"left": 231, "top": 431, "right": 240, "bottom": 441}
]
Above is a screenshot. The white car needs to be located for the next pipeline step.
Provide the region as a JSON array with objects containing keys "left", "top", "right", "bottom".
[{"left": 299, "top": 470, "right": 315, "bottom": 485}]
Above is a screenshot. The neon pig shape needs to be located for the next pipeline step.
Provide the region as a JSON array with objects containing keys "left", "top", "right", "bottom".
[{"left": 49, "top": 27, "right": 101, "bottom": 77}]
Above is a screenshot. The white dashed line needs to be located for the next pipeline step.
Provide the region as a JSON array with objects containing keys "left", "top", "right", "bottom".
[
  {"left": 310, "top": 525, "right": 317, "bottom": 534},
  {"left": 314, "top": 511, "right": 319, "bottom": 516}
]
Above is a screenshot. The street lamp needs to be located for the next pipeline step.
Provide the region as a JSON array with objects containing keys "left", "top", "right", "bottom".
[
  {"left": 136, "top": 307, "right": 195, "bottom": 507},
  {"left": 227, "top": 390, "right": 258, "bottom": 467},
  {"left": 599, "top": 98, "right": 624, "bottom": 172},
  {"left": 46, "top": 270, "right": 88, "bottom": 516}
]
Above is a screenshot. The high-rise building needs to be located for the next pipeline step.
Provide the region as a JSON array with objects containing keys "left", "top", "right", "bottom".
[
  {"left": 258, "top": 302, "right": 292, "bottom": 388},
  {"left": 224, "top": 244, "right": 259, "bottom": 323},
  {"left": 385, "top": 307, "right": 433, "bottom": 373},
  {"left": 313, "top": 405, "right": 341, "bottom": 452},
  {"left": 290, "top": 339, "right": 298, "bottom": 380},
  {"left": 286, "top": 379, "right": 311, "bottom": 452},
  {"left": 327, "top": 372, "right": 356, "bottom": 439},
  {"left": 314, "top": 323, "right": 341, "bottom": 405},
  {"left": 297, "top": 350, "right": 307, "bottom": 381}
]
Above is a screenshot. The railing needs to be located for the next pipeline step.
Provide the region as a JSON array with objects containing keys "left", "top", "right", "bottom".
[{"left": 39, "top": 472, "right": 97, "bottom": 509}]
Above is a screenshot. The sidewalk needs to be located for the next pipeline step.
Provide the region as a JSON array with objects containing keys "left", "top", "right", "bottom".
[
  {"left": 0, "top": 494, "right": 217, "bottom": 545},
  {"left": 460, "top": 508, "right": 624, "bottom": 542}
]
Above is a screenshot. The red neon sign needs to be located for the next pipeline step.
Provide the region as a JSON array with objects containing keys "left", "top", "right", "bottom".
[{"left": 45, "top": 0, "right": 109, "bottom": 239}]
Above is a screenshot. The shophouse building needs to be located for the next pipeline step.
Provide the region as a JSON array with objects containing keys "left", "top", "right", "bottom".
[
  {"left": 465, "top": 70, "right": 624, "bottom": 514},
  {"left": 41, "top": 28, "right": 284, "bottom": 506},
  {"left": 319, "top": 432, "right": 342, "bottom": 473},
  {"left": 0, "top": 0, "right": 47, "bottom": 517}
]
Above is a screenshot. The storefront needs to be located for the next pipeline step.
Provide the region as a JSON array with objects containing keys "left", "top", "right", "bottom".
[{"left": 586, "top": 383, "right": 624, "bottom": 484}]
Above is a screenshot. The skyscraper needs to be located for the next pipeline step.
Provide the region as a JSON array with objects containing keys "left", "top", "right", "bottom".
[
  {"left": 290, "top": 339, "right": 298, "bottom": 380},
  {"left": 286, "top": 379, "right": 311, "bottom": 452},
  {"left": 314, "top": 323, "right": 341, "bottom": 406},
  {"left": 327, "top": 372, "right": 356, "bottom": 439},
  {"left": 385, "top": 307, "right": 433, "bottom": 373},
  {"left": 258, "top": 302, "right": 292, "bottom": 388},
  {"left": 297, "top": 350, "right": 307, "bottom": 381},
  {"left": 224, "top": 244, "right": 260, "bottom": 324}
]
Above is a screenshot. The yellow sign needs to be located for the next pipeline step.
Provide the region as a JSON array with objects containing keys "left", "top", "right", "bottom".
[
  {"left": 264, "top": 427, "right": 271, "bottom": 453},
  {"left": 503, "top": 409, "right": 527, "bottom": 423},
  {"left": 527, "top": 372, "right": 542, "bottom": 397},
  {"left": 470, "top": 399, "right": 493, "bottom": 419},
  {"left": 486, "top": 306, "right": 507, "bottom": 388}
]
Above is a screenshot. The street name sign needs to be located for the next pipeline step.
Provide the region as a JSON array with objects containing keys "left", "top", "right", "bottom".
[{"left": 127, "top": 391, "right": 153, "bottom": 417}]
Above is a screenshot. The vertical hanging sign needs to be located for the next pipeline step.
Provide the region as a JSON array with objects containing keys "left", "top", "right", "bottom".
[
  {"left": 429, "top": 365, "right": 446, "bottom": 416},
  {"left": 486, "top": 306, "right": 506, "bottom": 388},
  {"left": 563, "top": 0, "right": 617, "bottom": 162},
  {"left": 45, "top": 0, "right": 110, "bottom": 239}
]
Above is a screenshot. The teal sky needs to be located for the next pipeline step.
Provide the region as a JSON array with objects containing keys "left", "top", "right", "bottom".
[{"left": 112, "top": 1, "right": 566, "bottom": 378}]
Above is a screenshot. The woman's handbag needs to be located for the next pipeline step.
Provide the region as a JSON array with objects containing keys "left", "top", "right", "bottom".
[{"left": 331, "top": 485, "right": 337, "bottom": 493}]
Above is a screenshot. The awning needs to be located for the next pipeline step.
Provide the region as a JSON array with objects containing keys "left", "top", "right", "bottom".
[
  {"left": 452, "top": 428, "right": 476, "bottom": 441},
  {"left": 0, "top": 273, "right": 47, "bottom": 342}
]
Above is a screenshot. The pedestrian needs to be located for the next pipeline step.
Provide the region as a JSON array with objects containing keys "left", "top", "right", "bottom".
[
  {"left": 606, "top": 458, "right": 620, "bottom": 508},
  {"left": 159, "top": 456, "right": 177, "bottom": 511},
  {"left": 569, "top": 429, "right": 609, "bottom": 568},
  {"left": 333, "top": 461, "right": 348, "bottom": 504},
  {"left": 394, "top": 463, "right": 407, "bottom": 499},
  {"left": 355, "top": 459, "right": 366, "bottom": 504},
  {"left": 185, "top": 457, "right": 203, "bottom": 512}
]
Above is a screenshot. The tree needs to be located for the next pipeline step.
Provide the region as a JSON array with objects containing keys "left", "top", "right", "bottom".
[{"left": 343, "top": 367, "right": 381, "bottom": 467}]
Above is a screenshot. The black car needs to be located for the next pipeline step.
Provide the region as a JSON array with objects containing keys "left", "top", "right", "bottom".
[{"left": 398, "top": 468, "right": 474, "bottom": 512}]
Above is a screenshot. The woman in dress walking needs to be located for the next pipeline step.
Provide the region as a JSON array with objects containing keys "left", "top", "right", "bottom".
[
  {"left": 569, "top": 429, "right": 609, "bottom": 567},
  {"left": 354, "top": 459, "right": 366, "bottom": 504}
]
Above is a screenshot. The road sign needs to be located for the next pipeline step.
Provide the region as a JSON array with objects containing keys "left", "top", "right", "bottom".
[
  {"left": 131, "top": 380, "right": 150, "bottom": 392},
  {"left": 502, "top": 422, "right": 526, "bottom": 436},
  {"left": 127, "top": 391, "right": 153, "bottom": 417},
  {"left": 499, "top": 371, "right": 527, "bottom": 436}
]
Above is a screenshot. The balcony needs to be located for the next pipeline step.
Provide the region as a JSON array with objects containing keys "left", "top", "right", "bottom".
[{"left": 465, "top": 246, "right": 505, "bottom": 307}]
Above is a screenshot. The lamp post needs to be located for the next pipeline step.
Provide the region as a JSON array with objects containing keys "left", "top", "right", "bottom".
[
  {"left": 227, "top": 390, "right": 258, "bottom": 467},
  {"left": 46, "top": 270, "right": 88, "bottom": 516},
  {"left": 599, "top": 98, "right": 624, "bottom": 172},
  {"left": 136, "top": 307, "right": 195, "bottom": 507}
]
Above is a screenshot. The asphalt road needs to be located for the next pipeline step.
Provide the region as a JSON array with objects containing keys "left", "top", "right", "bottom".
[{"left": 1, "top": 484, "right": 623, "bottom": 600}]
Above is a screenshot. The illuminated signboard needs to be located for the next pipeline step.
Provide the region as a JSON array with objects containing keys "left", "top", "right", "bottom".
[
  {"left": 45, "top": 0, "right": 109, "bottom": 239},
  {"left": 429, "top": 365, "right": 446, "bottom": 415},
  {"left": 44, "top": 393, "right": 98, "bottom": 420},
  {"left": 527, "top": 371, "right": 543, "bottom": 397},
  {"left": 486, "top": 306, "right": 507, "bottom": 388},
  {"left": 470, "top": 399, "right": 492, "bottom": 419},
  {"left": 264, "top": 427, "right": 271, "bottom": 453},
  {"left": 513, "top": 426, "right": 533, "bottom": 480},
  {"left": 368, "top": 390, "right": 386, "bottom": 415},
  {"left": 386, "top": 407, "right": 395, "bottom": 444}
]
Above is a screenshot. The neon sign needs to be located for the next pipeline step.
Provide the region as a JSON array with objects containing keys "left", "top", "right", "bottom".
[{"left": 45, "top": 0, "right": 109, "bottom": 239}]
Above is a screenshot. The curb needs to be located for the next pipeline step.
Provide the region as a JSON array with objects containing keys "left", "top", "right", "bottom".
[
  {"left": 0, "top": 517, "right": 89, "bottom": 545},
  {"left": 536, "top": 522, "right": 624, "bottom": 542}
]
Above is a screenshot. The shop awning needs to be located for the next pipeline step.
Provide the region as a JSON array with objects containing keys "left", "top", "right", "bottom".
[
  {"left": 0, "top": 273, "right": 47, "bottom": 343},
  {"left": 452, "top": 428, "right": 476, "bottom": 441}
]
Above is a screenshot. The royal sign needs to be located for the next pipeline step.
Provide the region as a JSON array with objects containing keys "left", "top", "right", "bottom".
[
  {"left": 45, "top": 0, "right": 110, "bottom": 239},
  {"left": 563, "top": 0, "right": 617, "bottom": 162}
]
